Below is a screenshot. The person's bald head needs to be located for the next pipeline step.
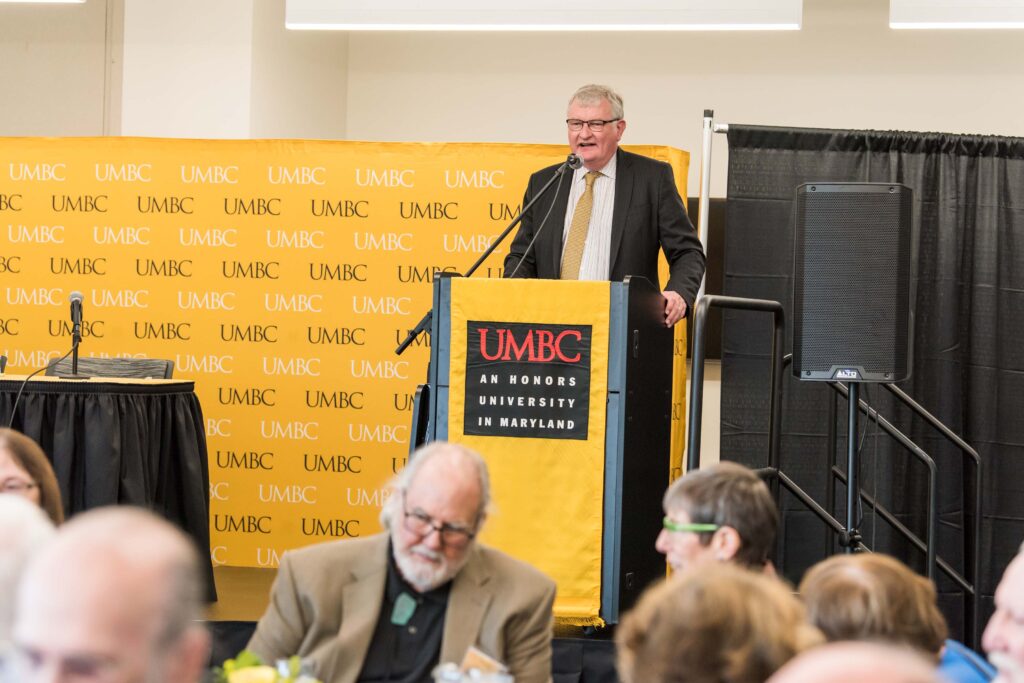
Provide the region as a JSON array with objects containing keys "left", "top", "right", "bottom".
[
  {"left": 382, "top": 441, "right": 491, "bottom": 528},
  {"left": 984, "top": 547, "right": 1024, "bottom": 683},
  {"left": 799, "top": 552, "right": 947, "bottom": 660},
  {"left": 13, "top": 507, "right": 210, "bottom": 683},
  {"left": 767, "top": 642, "right": 944, "bottom": 683},
  {"left": 0, "top": 495, "right": 55, "bottom": 642}
]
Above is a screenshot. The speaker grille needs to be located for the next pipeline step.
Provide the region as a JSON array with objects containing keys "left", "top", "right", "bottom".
[{"left": 793, "top": 184, "right": 914, "bottom": 382}]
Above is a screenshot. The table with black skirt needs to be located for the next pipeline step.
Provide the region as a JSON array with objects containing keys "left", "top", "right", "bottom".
[{"left": 0, "top": 375, "right": 216, "bottom": 600}]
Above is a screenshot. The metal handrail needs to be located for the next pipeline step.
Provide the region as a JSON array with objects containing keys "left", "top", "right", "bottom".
[
  {"left": 687, "top": 295, "right": 784, "bottom": 476},
  {"left": 688, "top": 296, "right": 982, "bottom": 648},
  {"left": 882, "top": 383, "right": 983, "bottom": 647}
]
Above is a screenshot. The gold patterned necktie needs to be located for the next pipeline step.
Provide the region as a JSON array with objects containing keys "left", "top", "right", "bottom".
[{"left": 560, "top": 171, "right": 600, "bottom": 280}]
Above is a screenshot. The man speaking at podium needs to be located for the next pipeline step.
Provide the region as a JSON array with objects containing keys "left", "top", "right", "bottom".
[{"left": 505, "top": 84, "right": 706, "bottom": 327}]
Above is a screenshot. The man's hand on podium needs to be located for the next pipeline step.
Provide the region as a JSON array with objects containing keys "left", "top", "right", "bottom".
[{"left": 662, "top": 290, "right": 687, "bottom": 327}]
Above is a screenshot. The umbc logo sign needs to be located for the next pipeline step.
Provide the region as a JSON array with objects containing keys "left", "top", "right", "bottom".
[{"left": 463, "top": 321, "right": 591, "bottom": 440}]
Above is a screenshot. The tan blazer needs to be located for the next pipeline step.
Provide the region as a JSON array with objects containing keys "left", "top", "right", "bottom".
[{"left": 247, "top": 534, "right": 556, "bottom": 683}]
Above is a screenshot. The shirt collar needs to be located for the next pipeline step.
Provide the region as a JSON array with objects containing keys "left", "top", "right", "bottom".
[{"left": 575, "top": 152, "right": 617, "bottom": 183}]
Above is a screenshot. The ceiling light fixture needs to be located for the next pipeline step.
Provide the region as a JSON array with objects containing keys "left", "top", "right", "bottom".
[
  {"left": 891, "top": 0, "right": 1024, "bottom": 29},
  {"left": 285, "top": 0, "right": 802, "bottom": 31}
]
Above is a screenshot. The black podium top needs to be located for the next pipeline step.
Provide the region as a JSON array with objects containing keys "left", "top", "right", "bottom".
[{"left": 0, "top": 376, "right": 215, "bottom": 601}]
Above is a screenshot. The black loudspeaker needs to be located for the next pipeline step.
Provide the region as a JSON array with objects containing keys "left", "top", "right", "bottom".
[{"left": 793, "top": 182, "right": 915, "bottom": 382}]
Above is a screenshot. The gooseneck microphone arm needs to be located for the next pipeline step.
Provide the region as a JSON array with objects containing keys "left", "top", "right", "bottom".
[
  {"left": 506, "top": 158, "right": 576, "bottom": 279},
  {"left": 463, "top": 154, "right": 580, "bottom": 280},
  {"left": 395, "top": 154, "right": 581, "bottom": 356}
]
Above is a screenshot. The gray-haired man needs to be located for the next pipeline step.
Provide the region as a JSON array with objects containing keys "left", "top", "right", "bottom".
[{"left": 248, "top": 441, "right": 556, "bottom": 683}]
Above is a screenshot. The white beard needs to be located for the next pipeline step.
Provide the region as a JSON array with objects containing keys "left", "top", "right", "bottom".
[
  {"left": 394, "top": 544, "right": 450, "bottom": 592},
  {"left": 390, "top": 527, "right": 471, "bottom": 593}
]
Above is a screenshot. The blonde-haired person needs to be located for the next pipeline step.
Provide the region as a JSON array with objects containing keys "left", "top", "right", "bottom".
[
  {"left": 799, "top": 552, "right": 994, "bottom": 683},
  {"left": 617, "top": 563, "right": 823, "bottom": 683},
  {"left": 0, "top": 428, "right": 63, "bottom": 524}
]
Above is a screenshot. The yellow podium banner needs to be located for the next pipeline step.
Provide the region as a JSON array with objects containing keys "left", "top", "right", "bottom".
[
  {"left": 0, "top": 137, "right": 688, "bottom": 574},
  {"left": 447, "top": 278, "right": 610, "bottom": 621}
]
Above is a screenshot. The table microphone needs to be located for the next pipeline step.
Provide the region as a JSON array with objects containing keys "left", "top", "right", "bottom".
[
  {"left": 5, "top": 291, "right": 88, "bottom": 427},
  {"left": 69, "top": 290, "right": 84, "bottom": 376}
]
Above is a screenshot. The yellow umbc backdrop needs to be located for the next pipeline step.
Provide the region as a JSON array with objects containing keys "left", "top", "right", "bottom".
[{"left": 0, "top": 137, "right": 689, "bottom": 619}]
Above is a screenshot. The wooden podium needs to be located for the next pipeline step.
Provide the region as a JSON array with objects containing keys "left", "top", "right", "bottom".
[{"left": 411, "top": 275, "right": 671, "bottom": 624}]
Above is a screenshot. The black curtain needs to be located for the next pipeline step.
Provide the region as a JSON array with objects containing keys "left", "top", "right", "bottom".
[{"left": 721, "top": 125, "right": 1024, "bottom": 643}]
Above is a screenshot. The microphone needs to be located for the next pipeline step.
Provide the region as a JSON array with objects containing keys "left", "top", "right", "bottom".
[
  {"left": 69, "top": 291, "right": 84, "bottom": 376},
  {"left": 507, "top": 153, "right": 581, "bottom": 278},
  {"left": 6, "top": 291, "right": 89, "bottom": 427},
  {"left": 70, "top": 291, "right": 83, "bottom": 343}
]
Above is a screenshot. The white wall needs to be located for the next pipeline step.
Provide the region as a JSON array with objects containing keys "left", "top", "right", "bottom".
[
  {"left": 0, "top": 0, "right": 111, "bottom": 135},
  {"left": 686, "top": 362, "right": 722, "bottom": 468},
  {"left": 250, "top": 0, "right": 348, "bottom": 139},
  {"left": 343, "top": 0, "right": 1024, "bottom": 195},
  {"left": 120, "top": 0, "right": 255, "bottom": 137}
]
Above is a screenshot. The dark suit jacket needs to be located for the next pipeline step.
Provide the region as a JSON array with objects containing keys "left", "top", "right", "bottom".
[
  {"left": 247, "top": 534, "right": 556, "bottom": 683},
  {"left": 504, "top": 148, "right": 706, "bottom": 310}
]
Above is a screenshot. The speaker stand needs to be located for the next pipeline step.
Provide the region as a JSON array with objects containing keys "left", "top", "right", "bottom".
[{"left": 840, "top": 382, "right": 864, "bottom": 552}]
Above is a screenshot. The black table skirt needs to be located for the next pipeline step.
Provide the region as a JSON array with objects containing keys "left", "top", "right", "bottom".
[{"left": 1, "top": 377, "right": 216, "bottom": 600}]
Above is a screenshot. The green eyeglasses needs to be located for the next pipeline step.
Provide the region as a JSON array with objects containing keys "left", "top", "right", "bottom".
[{"left": 662, "top": 516, "right": 719, "bottom": 533}]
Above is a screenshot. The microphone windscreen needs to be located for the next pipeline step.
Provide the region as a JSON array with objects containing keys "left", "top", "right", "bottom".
[{"left": 69, "top": 291, "right": 84, "bottom": 304}]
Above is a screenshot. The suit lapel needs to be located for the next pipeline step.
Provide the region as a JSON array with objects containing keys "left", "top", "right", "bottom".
[
  {"left": 440, "top": 546, "right": 493, "bottom": 665},
  {"left": 327, "top": 537, "right": 388, "bottom": 683},
  {"left": 545, "top": 169, "right": 573, "bottom": 277},
  {"left": 609, "top": 149, "right": 633, "bottom": 276}
]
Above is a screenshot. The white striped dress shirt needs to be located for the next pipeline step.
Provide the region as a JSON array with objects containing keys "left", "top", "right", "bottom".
[{"left": 561, "top": 155, "right": 617, "bottom": 281}]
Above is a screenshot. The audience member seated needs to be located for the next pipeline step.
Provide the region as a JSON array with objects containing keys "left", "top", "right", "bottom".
[
  {"left": 0, "top": 496, "right": 55, "bottom": 678},
  {"left": 656, "top": 461, "right": 778, "bottom": 572},
  {"left": 10, "top": 507, "right": 210, "bottom": 683},
  {"left": 616, "top": 563, "right": 822, "bottom": 683},
  {"left": 767, "top": 641, "right": 945, "bottom": 683},
  {"left": 983, "top": 543, "right": 1024, "bottom": 683},
  {"left": 247, "top": 441, "right": 557, "bottom": 683},
  {"left": 799, "top": 552, "right": 994, "bottom": 683},
  {"left": 0, "top": 428, "right": 64, "bottom": 524}
]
